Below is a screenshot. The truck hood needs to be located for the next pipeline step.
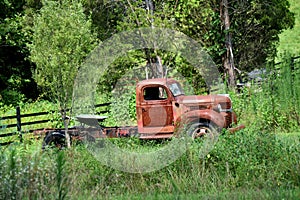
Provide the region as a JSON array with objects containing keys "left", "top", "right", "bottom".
[{"left": 175, "top": 94, "right": 230, "bottom": 105}]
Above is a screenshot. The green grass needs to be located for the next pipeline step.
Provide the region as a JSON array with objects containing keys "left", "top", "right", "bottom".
[
  {"left": 111, "top": 188, "right": 300, "bottom": 200},
  {"left": 0, "top": 128, "right": 299, "bottom": 199}
]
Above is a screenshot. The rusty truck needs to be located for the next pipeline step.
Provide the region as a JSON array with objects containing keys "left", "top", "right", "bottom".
[{"left": 39, "top": 78, "right": 244, "bottom": 148}]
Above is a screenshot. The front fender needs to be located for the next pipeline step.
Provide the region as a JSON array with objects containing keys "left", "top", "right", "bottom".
[{"left": 175, "top": 109, "right": 226, "bottom": 128}]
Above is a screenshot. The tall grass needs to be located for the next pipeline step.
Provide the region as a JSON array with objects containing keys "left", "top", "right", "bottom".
[
  {"left": 0, "top": 128, "right": 299, "bottom": 199},
  {"left": 232, "top": 56, "right": 300, "bottom": 132},
  {"left": 0, "top": 142, "right": 68, "bottom": 199}
]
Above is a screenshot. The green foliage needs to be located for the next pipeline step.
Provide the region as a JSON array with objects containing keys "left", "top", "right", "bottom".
[
  {"left": 160, "top": 0, "right": 224, "bottom": 67},
  {"left": 104, "top": 85, "right": 136, "bottom": 126},
  {"left": 226, "top": 0, "right": 295, "bottom": 72},
  {"left": 88, "top": 0, "right": 295, "bottom": 94},
  {"left": 277, "top": 0, "right": 300, "bottom": 59},
  {"left": 82, "top": 0, "right": 125, "bottom": 41},
  {"left": 1, "top": 0, "right": 295, "bottom": 106},
  {"left": 0, "top": 88, "right": 26, "bottom": 106},
  {"left": 111, "top": 0, "right": 215, "bottom": 92},
  {"left": 0, "top": 0, "right": 39, "bottom": 105},
  {"left": 28, "top": 0, "right": 98, "bottom": 114}
]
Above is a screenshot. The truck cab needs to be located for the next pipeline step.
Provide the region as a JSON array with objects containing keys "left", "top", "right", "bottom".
[{"left": 136, "top": 78, "right": 243, "bottom": 138}]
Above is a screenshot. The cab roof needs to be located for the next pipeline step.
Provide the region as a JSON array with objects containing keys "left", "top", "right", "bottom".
[{"left": 136, "top": 78, "right": 178, "bottom": 88}]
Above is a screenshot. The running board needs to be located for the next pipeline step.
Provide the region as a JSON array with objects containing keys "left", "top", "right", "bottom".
[{"left": 139, "top": 133, "right": 173, "bottom": 139}]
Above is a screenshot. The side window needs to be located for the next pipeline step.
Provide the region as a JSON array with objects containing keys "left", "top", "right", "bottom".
[{"left": 144, "top": 87, "right": 167, "bottom": 100}]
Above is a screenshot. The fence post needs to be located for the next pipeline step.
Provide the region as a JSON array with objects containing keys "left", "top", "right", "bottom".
[{"left": 16, "top": 106, "right": 22, "bottom": 143}]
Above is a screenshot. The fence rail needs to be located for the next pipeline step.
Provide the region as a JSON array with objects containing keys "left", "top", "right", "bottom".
[
  {"left": 0, "top": 103, "right": 110, "bottom": 145},
  {"left": 274, "top": 56, "right": 300, "bottom": 66}
]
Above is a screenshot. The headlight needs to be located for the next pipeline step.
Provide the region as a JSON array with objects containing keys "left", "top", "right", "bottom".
[{"left": 214, "top": 103, "right": 233, "bottom": 112}]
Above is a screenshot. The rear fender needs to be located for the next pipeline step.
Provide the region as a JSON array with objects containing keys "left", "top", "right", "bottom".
[{"left": 42, "top": 131, "right": 68, "bottom": 150}]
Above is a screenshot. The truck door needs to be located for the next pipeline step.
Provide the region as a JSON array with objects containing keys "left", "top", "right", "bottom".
[{"left": 138, "top": 86, "right": 174, "bottom": 133}]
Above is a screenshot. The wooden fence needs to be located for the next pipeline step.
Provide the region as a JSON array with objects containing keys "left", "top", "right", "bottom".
[{"left": 0, "top": 103, "right": 110, "bottom": 146}]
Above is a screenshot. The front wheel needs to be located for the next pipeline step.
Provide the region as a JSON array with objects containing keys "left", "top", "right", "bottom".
[{"left": 187, "top": 122, "right": 219, "bottom": 140}]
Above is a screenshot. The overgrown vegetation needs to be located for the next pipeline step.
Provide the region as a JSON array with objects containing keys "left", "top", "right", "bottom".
[
  {"left": 1, "top": 55, "right": 300, "bottom": 199},
  {"left": 232, "top": 55, "right": 300, "bottom": 133},
  {"left": 1, "top": 0, "right": 300, "bottom": 198},
  {"left": 0, "top": 129, "right": 299, "bottom": 199}
]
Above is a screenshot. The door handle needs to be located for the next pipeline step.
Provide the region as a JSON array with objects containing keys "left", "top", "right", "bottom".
[{"left": 142, "top": 108, "right": 146, "bottom": 112}]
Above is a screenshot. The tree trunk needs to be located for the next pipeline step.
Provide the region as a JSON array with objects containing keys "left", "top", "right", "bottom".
[
  {"left": 61, "top": 109, "right": 71, "bottom": 148},
  {"left": 221, "top": 0, "right": 236, "bottom": 88},
  {"left": 64, "top": 121, "right": 71, "bottom": 148},
  {"left": 146, "top": 0, "right": 164, "bottom": 78},
  {"left": 128, "top": 0, "right": 164, "bottom": 79}
]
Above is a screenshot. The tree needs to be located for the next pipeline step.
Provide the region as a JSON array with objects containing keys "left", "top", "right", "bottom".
[
  {"left": 220, "top": 0, "right": 236, "bottom": 87},
  {"left": 28, "top": 0, "right": 97, "bottom": 147},
  {"left": 226, "top": 0, "right": 294, "bottom": 73},
  {"left": 115, "top": 0, "right": 168, "bottom": 78},
  {"left": 85, "top": 0, "right": 294, "bottom": 92},
  {"left": 0, "top": 0, "right": 39, "bottom": 105}
]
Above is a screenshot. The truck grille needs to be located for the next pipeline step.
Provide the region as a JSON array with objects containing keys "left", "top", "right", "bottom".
[{"left": 225, "top": 113, "right": 233, "bottom": 127}]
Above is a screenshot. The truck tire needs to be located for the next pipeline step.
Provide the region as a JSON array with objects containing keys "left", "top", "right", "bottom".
[
  {"left": 187, "top": 122, "right": 218, "bottom": 140},
  {"left": 42, "top": 131, "right": 68, "bottom": 150}
]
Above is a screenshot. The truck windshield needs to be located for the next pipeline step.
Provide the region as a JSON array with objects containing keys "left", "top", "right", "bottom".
[{"left": 168, "top": 82, "right": 184, "bottom": 96}]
